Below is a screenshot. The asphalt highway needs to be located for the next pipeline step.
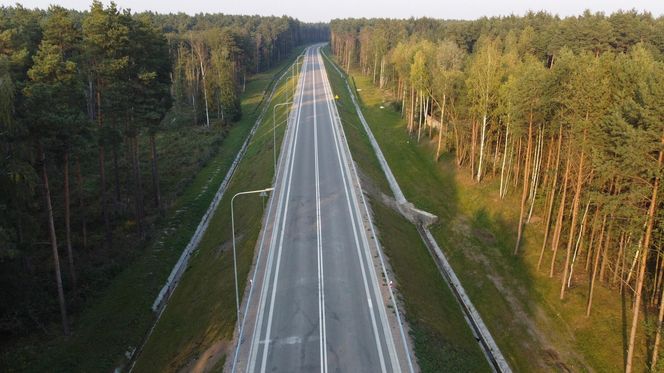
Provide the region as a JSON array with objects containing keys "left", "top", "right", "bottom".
[{"left": 232, "top": 45, "right": 410, "bottom": 373}]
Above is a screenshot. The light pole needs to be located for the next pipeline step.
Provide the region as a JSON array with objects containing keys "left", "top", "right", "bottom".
[
  {"left": 291, "top": 54, "right": 304, "bottom": 99},
  {"left": 230, "top": 187, "right": 274, "bottom": 325},
  {"left": 273, "top": 101, "right": 292, "bottom": 172}
]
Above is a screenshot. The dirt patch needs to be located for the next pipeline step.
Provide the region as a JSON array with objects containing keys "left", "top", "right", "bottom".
[
  {"left": 178, "top": 339, "right": 228, "bottom": 373},
  {"left": 356, "top": 167, "right": 403, "bottom": 212},
  {"left": 472, "top": 226, "right": 496, "bottom": 245},
  {"left": 216, "top": 235, "right": 242, "bottom": 257}
]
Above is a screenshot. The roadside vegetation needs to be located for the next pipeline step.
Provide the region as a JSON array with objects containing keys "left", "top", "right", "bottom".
[
  {"left": 0, "top": 1, "right": 326, "bottom": 370},
  {"left": 328, "top": 13, "right": 663, "bottom": 372}
]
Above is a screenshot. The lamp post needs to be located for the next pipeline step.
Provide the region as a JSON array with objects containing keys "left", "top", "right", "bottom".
[
  {"left": 292, "top": 53, "right": 305, "bottom": 97},
  {"left": 230, "top": 187, "right": 274, "bottom": 325},
  {"left": 273, "top": 101, "right": 292, "bottom": 172}
]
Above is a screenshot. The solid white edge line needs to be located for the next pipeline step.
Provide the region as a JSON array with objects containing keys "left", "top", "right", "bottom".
[
  {"left": 317, "top": 49, "right": 403, "bottom": 373},
  {"left": 320, "top": 47, "right": 415, "bottom": 372},
  {"left": 245, "top": 61, "right": 298, "bottom": 372},
  {"left": 311, "top": 53, "right": 327, "bottom": 373},
  {"left": 247, "top": 48, "right": 309, "bottom": 373},
  {"left": 313, "top": 57, "right": 328, "bottom": 373},
  {"left": 315, "top": 47, "right": 388, "bottom": 373},
  {"left": 258, "top": 48, "right": 312, "bottom": 373}
]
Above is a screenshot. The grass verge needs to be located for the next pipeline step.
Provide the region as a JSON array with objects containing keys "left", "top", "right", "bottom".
[
  {"left": 323, "top": 49, "right": 650, "bottom": 372},
  {"left": 322, "top": 48, "right": 491, "bottom": 372},
  {"left": 1, "top": 52, "right": 301, "bottom": 373}
]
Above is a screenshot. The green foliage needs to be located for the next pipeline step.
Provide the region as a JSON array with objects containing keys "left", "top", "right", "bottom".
[
  {"left": 0, "top": 0, "right": 328, "bottom": 357},
  {"left": 330, "top": 12, "right": 664, "bottom": 372},
  {"left": 466, "top": 36, "right": 502, "bottom": 119}
]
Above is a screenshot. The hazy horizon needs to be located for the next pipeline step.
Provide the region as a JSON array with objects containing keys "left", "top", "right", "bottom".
[{"left": 5, "top": 0, "right": 664, "bottom": 22}]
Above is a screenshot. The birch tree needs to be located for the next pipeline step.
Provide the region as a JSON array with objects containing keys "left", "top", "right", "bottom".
[{"left": 466, "top": 37, "right": 501, "bottom": 182}]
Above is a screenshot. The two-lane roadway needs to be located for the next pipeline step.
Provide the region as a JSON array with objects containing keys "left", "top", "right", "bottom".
[{"left": 231, "top": 45, "right": 412, "bottom": 373}]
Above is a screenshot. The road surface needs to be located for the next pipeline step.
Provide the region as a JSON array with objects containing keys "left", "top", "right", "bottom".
[{"left": 231, "top": 45, "right": 412, "bottom": 373}]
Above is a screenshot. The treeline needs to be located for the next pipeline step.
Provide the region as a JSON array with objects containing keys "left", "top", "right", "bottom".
[
  {"left": 0, "top": 2, "right": 327, "bottom": 342},
  {"left": 330, "top": 11, "right": 663, "bottom": 372},
  {"left": 152, "top": 12, "right": 328, "bottom": 127}
]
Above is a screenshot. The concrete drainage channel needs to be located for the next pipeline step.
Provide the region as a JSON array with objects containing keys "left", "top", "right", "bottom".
[
  {"left": 122, "top": 55, "right": 302, "bottom": 373},
  {"left": 322, "top": 49, "right": 511, "bottom": 373}
]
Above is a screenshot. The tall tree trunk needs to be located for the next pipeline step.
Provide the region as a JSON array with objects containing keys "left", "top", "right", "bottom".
[
  {"left": 408, "top": 86, "right": 415, "bottom": 134},
  {"left": 190, "top": 46, "right": 198, "bottom": 125},
  {"left": 560, "top": 129, "right": 586, "bottom": 299},
  {"left": 39, "top": 144, "right": 69, "bottom": 335},
  {"left": 514, "top": 115, "right": 533, "bottom": 255},
  {"left": 492, "top": 132, "right": 501, "bottom": 176},
  {"left": 63, "top": 151, "right": 76, "bottom": 290},
  {"left": 417, "top": 91, "right": 423, "bottom": 142},
  {"left": 112, "top": 143, "right": 120, "bottom": 208},
  {"left": 626, "top": 135, "right": 663, "bottom": 373},
  {"left": 587, "top": 214, "right": 607, "bottom": 316},
  {"left": 652, "top": 274, "right": 664, "bottom": 370},
  {"left": 428, "top": 97, "right": 434, "bottom": 139},
  {"left": 550, "top": 153, "right": 571, "bottom": 277},
  {"left": 97, "top": 90, "right": 112, "bottom": 246},
  {"left": 599, "top": 225, "right": 613, "bottom": 283},
  {"left": 201, "top": 63, "right": 210, "bottom": 127},
  {"left": 613, "top": 232, "right": 626, "bottom": 287},
  {"left": 499, "top": 116, "right": 510, "bottom": 198},
  {"left": 476, "top": 113, "right": 488, "bottom": 182},
  {"left": 379, "top": 56, "right": 385, "bottom": 88},
  {"left": 150, "top": 133, "right": 162, "bottom": 213},
  {"left": 514, "top": 137, "right": 522, "bottom": 188},
  {"left": 372, "top": 52, "right": 378, "bottom": 84},
  {"left": 75, "top": 156, "right": 87, "bottom": 248},
  {"left": 527, "top": 129, "right": 545, "bottom": 222},
  {"left": 620, "top": 235, "right": 631, "bottom": 295},
  {"left": 538, "top": 124, "right": 563, "bottom": 269},
  {"left": 654, "top": 252, "right": 664, "bottom": 306},
  {"left": 585, "top": 208, "right": 600, "bottom": 272},
  {"left": 567, "top": 200, "right": 590, "bottom": 288},
  {"left": 626, "top": 235, "right": 642, "bottom": 290},
  {"left": 401, "top": 83, "right": 406, "bottom": 118},
  {"left": 131, "top": 137, "right": 144, "bottom": 239},
  {"left": 505, "top": 136, "right": 515, "bottom": 196},
  {"left": 471, "top": 121, "right": 477, "bottom": 176},
  {"left": 436, "top": 93, "right": 447, "bottom": 161},
  {"left": 539, "top": 131, "right": 556, "bottom": 203}
]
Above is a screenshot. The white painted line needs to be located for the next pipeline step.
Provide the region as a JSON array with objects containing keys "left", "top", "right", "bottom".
[
  {"left": 315, "top": 47, "right": 388, "bottom": 373},
  {"left": 313, "top": 58, "right": 328, "bottom": 373},
  {"left": 317, "top": 49, "right": 402, "bottom": 373},
  {"left": 246, "top": 64, "right": 302, "bottom": 371},
  {"left": 247, "top": 62, "right": 305, "bottom": 369},
  {"left": 320, "top": 48, "right": 415, "bottom": 372},
  {"left": 247, "top": 49, "right": 310, "bottom": 373},
  {"left": 259, "top": 48, "right": 312, "bottom": 373}
]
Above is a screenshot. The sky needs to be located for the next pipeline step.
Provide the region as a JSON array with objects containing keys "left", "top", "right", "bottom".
[{"left": 4, "top": 0, "right": 664, "bottom": 22}]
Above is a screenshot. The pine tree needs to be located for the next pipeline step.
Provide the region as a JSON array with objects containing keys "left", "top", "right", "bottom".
[{"left": 23, "top": 5, "right": 88, "bottom": 334}]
